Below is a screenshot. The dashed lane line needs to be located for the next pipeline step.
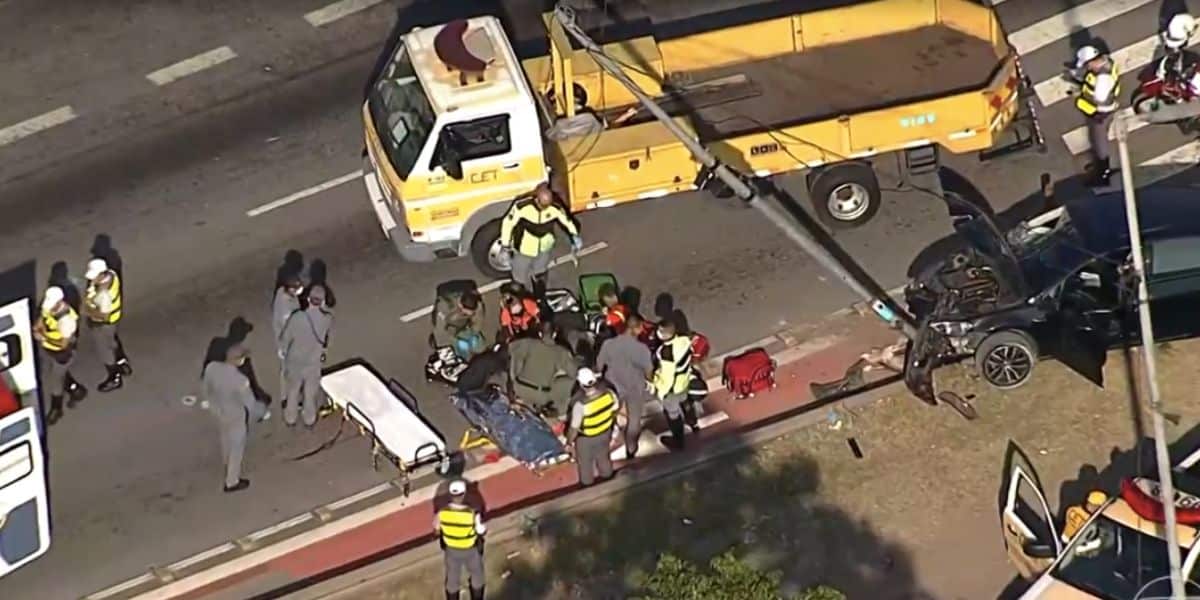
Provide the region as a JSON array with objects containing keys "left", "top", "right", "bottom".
[
  {"left": 397, "top": 241, "right": 613, "bottom": 323},
  {"left": 146, "top": 46, "right": 238, "bottom": 86},
  {"left": 304, "top": 0, "right": 385, "bottom": 27},
  {"left": 0, "top": 106, "right": 77, "bottom": 147},
  {"left": 246, "top": 171, "right": 361, "bottom": 216}
]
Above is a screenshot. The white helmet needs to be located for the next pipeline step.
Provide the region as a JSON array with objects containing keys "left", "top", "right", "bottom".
[
  {"left": 1075, "top": 45, "right": 1101, "bottom": 69},
  {"left": 1166, "top": 13, "right": 1198, "bottom": 50},
  {"left": 448, "top": 479, "right": 467, "bottom": 496},
  {"left": 85, "top": 257, "right": 108, "bottom": 281},
  {"left": 41, "top": 286, "right": 65, "bottom": 311},
  {"left": 576, "top": 367, "right": 598, "bottom": 387}
]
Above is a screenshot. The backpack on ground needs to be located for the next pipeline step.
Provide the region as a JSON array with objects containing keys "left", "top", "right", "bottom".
[{"left": 721, "top": 348, "right": 776, "bottom": 399}]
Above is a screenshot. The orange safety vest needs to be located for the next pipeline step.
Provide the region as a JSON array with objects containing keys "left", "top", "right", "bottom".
[
  {"left": 603, "top": 304, "right": 629, "bottom": 333},
  {"left": 500, "top": 298, "right": 540, "bottom": 335}
]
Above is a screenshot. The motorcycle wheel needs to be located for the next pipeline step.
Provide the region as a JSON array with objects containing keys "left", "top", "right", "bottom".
[{"left": 1132, "top": 92, "right": 1162, "bottom": 115}]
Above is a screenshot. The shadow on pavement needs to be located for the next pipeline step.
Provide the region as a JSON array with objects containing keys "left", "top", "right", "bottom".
[{"left": 493, "top": 444, "right": 933, "bottom": 599}]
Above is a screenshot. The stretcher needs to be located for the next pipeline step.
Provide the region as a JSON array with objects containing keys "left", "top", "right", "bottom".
[
  {"left": 450, "top": 386, "right": 569, "bottom": 472},
  {"left": 319, "top": 360, "right": 448, "bottom": 493}
]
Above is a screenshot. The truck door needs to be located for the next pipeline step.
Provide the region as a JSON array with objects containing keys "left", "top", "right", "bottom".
[
  {"left": 0, "top": 406, "right": 50, "bottom": 577},
  {"left": 1000, "top": 459, "right": 1061, "bottom": 580}
]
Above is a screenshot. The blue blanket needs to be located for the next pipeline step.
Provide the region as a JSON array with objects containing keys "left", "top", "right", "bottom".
[{"left": 451, "top": 388, "right": 565, "bottom": 467}]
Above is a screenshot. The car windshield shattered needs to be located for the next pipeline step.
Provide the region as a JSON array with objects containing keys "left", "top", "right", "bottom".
[{"left": 1050, "top": 515, "right": 1198, "bottom": 599}]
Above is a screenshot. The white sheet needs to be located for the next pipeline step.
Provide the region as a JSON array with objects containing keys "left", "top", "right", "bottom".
[{"left": 321, "top": 364, "right": 445, "bottom": 466}]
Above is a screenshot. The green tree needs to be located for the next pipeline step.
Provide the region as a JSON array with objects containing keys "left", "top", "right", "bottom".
[{"left": 638, "top": 551, "right": 845, "bottom": 600}]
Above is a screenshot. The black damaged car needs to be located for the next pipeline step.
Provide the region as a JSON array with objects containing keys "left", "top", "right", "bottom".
[{"left": 903, "top": 181, "right": 1200, "bottom": 403}]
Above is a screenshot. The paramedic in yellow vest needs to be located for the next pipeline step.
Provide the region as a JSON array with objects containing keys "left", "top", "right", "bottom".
[
  {"left": 567, "top": 368, "right": 619, "bottom": 485},
  {"left": 653, "top": 318, "right": 692, "bottom": 450},
  {"left": 1061, "top": 490, "right": 1108, "bottom": 542},
  {"left": 33, "top": 286, "right": 87, "bottom": 425},
  {"left": 84, "top": 258, "right": 132, "bottom": 392},
  {"left": 1072, "top": 45, "right": 1120, "bottom": 187},
  {"left": 434, "top": 479, "right": 487, "bottom": 600},
  {"left": 500, "top": 182, "right": 581, "bottom": 302}
]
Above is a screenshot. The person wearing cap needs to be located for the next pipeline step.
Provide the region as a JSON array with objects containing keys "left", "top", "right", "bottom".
[
  {"left": 280, "top": 284, "right": 333, "bottom": 427},
  {"left": 434, "top": 479, "right": 487, "bottom": 600},
  {"left": 652, "top": 318, "right": 692, "bottom": 450},
  {"left": 508, "top": 320, "right": 578, "bottom": 417},
  {"left": 203, "top": 342, "right": 270, "bottom": 492},
  {"left": 1061, "top": 490, "right": 1109, "bottom": 542},
  {"left": 567, "top": 367, "right": 619, "bottom": 485},
  {"left": 1069, "top": 45, "right": 1120, "bottom": 187},
  {"left": 596, "top": 313, "right": 654, "bottom": 459},
  {"left": 83, "top": 258, "right": 132, "bottom": 393},
  {"left": 33, "top": 286, "right": 87, "bottom": 425},
  {"left": 499, "top": 182, "right": 582, "bottom": 302},
  {"left": 272, "top": 272, "right": 304, "bottom": 408}
]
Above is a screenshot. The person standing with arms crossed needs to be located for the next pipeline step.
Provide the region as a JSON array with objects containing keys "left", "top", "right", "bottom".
[
  {"left": 566, "top": 367, "right": 619, "bottom": 485},
  {"left": 203, "top": 343, "right": 269, "bottom": 492},
  {"left": 596, "top": 313, "right": 653, "bottom": 459},
  {"left": 272, "top": 273, "right": 303, "bottom": 411},
  {"left": 33, "top": 287, "right": 87, "bottom": 425},
  {"left": 435, "top": 479, "right": 487, "bottom": 600},
  {"left": 499, "top": 182, "right": 582, "bottom": 303},
  {"left": 84, "top": 258, "right": 132, "bottom": 392},
  {"left": 280, "top": 284, "right": 332, "bottom": 428}
]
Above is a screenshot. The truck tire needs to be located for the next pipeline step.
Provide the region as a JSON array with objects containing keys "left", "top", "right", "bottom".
[
  {"left": 808, "top": 163, "right": 881, "bottom": 228},
  {"left": 470, "top": 219, "right": 510, "bottom": 279}
]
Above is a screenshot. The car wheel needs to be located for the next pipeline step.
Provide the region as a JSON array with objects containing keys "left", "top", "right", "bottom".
[
  {"left": 975, "top": 330, "right": 1038, "bottom": 390},
  {"left": 470, "top": 219, "right": 510, "bottom": 279},
  {"left": 808, "top": 163, "right": 882, "bottom": 229}
]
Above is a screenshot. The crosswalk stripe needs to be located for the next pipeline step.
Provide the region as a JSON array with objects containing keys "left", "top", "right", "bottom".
[
  {"left": 1033, "top": 34, "right": 1161, "bottom": 107},
  {"left": 1139, "top": 140, "right": 1200, "bottom": 185},
  {"left": 1061, "top": 107, "right": 1149, "bottom": 155},
  {"left": 1007, "top": 0, "right": 1159, "bottom": 55}
]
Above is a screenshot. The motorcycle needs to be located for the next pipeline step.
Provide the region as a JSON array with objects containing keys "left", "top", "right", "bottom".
[{"left": 1131, "top": 56, "right": 1200, "bottom": 132}]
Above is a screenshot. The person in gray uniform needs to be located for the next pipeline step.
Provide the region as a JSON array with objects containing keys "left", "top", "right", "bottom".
[
  {"left": 271, "top": 273, "right": 303, "bottom": 408},
  {"left": 280, "top": 284, "right": 332, "bottom": 427},
  {"left": 567, "top": 367, "right": 619, "bottom": 486},
  {"left": 203, "top": 343, "right": 269, "bottom": 492},
  {"left": 596, "top": 313, "right": 654, "bottom": 459}
]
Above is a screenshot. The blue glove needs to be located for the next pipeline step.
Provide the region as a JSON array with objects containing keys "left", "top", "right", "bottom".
[{"left": 570, "top": 236, "right": 583, "bottom": 251}]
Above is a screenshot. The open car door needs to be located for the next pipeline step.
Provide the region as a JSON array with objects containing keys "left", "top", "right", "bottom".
[
  {"left": 0, "top": 406, "right": 50, "bottom": 577},
  {"left": 1001, "top": 459, "right": 1062, "bottom": 580}
]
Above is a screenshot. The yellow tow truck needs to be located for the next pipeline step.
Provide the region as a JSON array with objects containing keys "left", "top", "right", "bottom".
[{"left": 362, "top": 0, "right": 1037, "bottom": 277}]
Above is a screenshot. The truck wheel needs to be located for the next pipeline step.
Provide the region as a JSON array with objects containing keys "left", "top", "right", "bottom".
[
  {"left": 974, "top": 330, "right": 1038, "bottom": 390},
  {"left": 808, "top": 163, "right": 881, "bottom": 228},
  {"left": 470, "top": 219, "right": 510, "bottom": 279}
]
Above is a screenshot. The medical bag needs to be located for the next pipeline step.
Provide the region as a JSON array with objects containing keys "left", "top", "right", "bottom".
[
  {"left": 690, "top": 332, "right": 711, "bottom": 362},
  {"left": 721, "top": 348, "right": 775, "bottom": 399}
]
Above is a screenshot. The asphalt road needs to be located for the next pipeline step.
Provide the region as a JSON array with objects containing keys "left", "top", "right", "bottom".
[{"left": 0, "top": 1, "right": 1155, "bottom": 598}]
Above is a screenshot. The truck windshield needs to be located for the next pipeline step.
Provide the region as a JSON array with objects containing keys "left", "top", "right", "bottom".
[
  {"left": 1051, "top": 515, "right": 1197, "bottom": 599},
  {"left": 367, "top": 44, "right": 434, "bottom": 180}
]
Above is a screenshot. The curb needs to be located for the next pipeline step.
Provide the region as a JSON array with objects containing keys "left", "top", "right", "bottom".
[{"left": 85, "top": 308, "right": 882, "bottom": 600}]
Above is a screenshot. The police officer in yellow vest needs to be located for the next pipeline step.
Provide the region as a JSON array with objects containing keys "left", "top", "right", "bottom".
[
  {"left": 1072, "top": 45, "right": 1121, "bottom": 187},
  {"left": 653, "top": 318, "right": 692, "bottom": 450},
  {"left": 84, "top": 258, "right": 132, "bottom": 392},
  {"left": 33, "top": 287, "right": 87, "bottom": 425},
  {"left": 500, "top": 182, "right": 581, "bottom": 302},
  {"left": 567, "top": 367, "right": 619, "bottom": 486},
  {"left": 434, "top": 479, "right": 487, "bottom": 600}
]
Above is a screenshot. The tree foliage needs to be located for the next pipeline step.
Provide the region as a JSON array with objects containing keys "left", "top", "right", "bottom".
[{"left": 638, "top": 551, "right": 846, "bottom": 600}]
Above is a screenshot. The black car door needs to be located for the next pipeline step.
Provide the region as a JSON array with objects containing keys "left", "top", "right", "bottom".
[{"left": 1143, "top": 238, "right": 1200, "bottom": 341}]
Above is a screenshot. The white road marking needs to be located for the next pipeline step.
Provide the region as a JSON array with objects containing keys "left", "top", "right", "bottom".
[
  {"left": 398, "top": 242, "right": 612, "bottom": 323},
  {"left": 1034, "top": 34, "right": 1161, "bottom": 107},
  {"left": 304, "top": 0, "right": 385, "bottom": 27},
  {"left": 0, "top": 106, "right": 77, "bottom": 147},
  {"left": 146, "top": 46, "right": 238, "bottom": 86},
  {"left": 1138, "top": 139, "right": 1200, "bottom": 184},
  {"left": 1060, "top": 107, "right": 1144, "bottom": 155},
  {"left": 1007, "top": 0, "right": 1158, "bottom": 55},
  {"left": 246, "top": 171, "right": 360, "bottom": 216}
]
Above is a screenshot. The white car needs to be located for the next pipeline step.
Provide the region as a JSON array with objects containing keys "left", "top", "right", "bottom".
[{"left": 1003, "top": 446, "right": 1200, "bottom": 598}]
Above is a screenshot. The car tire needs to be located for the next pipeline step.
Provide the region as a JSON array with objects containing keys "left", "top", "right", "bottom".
[
  {"left": 974, "top": 330, "right": 1038, "bottom": 390},
  {"left": 808, "top": 163, "right": 882, "bottom": 229},
  {"left": 470, "top": 219, "right": 509, "bottom": 279}
]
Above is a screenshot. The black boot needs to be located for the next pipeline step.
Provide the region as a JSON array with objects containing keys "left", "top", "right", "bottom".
[
  {"left": 682, "top": 400, "right": 701, "bottom": 434},
  {"left": 661, "top": 414, "right": 686, "bottom": 450},
  {"left": 1086, "top": 160, "right": 1113, "bottom": 187},
  {"left": 445, "top": 590, "right": 460, "bottom": 600},
  {"left": 470, "top": 586, "right": 485, "bottom": 600},
  {"left": 116, "top": 357, "right": 132, "bottom": 377},
  {"left": 46, "top": 396, "right": 64, "bottom": 425},
  {"left": 98, "top": 365, "right": 123, "bottom": 393},
  {"left": 65, "top": 375, "right": 88, "bottom": 408}
]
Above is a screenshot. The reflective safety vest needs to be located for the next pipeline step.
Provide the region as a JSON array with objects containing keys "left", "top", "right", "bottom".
[
  {"left": 40, "top": 306, "right": 77, "bottom": 352},
  {"left": 654, "top": 336, "right": 692, "bottom": 398},
  {"left": 438, "top": 506, "right": 479, "bottom": 549},
  {"left": 579, "top": 390, "right": 617, "bottom": 437},
  {"left": 86, "top": 272, "right": 123, "bottom": 324},
  {"left": 603, "top": 304, "right": 629, "bottom": 333},
  {"left": 500, "top": 198, "right": 579, "bottom": 257},
  {"left": 1076, "top": 61, "right": 1120, "bottom": 116},
  {"left": 500, "top": 298, "right": 540, "bottom": 335}
]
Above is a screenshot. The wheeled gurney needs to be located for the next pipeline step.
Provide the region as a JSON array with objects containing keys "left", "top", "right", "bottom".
[
  {"left": 450, "top": 386, "right": 569, "bottom": 471},
  {"left": 320, "top": 360, "right": 448, "bottom": 493}
]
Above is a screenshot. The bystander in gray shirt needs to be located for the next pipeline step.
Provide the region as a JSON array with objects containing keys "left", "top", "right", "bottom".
[
  {"left": 203, "top": 361, "right": 263, "bottom": 426},
  {"left": 596, "top": 334, "right": 653, "bottom": 399},
  {"left": 272, "top": 288, "right": 301, "bottom": 348},
  {"left": 281, "top": 305, "right": 333, "bottom": 367}
]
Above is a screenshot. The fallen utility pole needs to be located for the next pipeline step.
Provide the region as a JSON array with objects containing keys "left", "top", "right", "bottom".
[
  {"left": 1114, "top": 114, "right": 1186, "bottom": 600},
  {"left": 551, "top": 4, "right": 917, "bottom": 339}
]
